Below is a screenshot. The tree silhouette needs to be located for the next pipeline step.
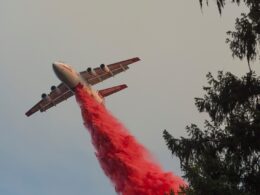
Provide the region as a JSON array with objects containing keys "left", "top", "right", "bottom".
[
  {"left": 164, "top": 72, "right": 260, "bottom": 194},
  {"left": 200, "top": 0, "right": 260, "bottom": 71},
  {"left": 163, "top": 2, "right": 260, "bottom": 194}
]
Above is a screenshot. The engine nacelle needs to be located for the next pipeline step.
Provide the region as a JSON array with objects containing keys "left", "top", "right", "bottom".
[
  {"left": 87, "top": 67, "right": 97, "bottom": 75},
  {"left": 51, "top": 85, "right": 56, "bottom": 91},
  {"left": 100, "top": 64, "right": 110, "bottom": 73},
  {"left": 41, "top": 93, "right": 47, "bottom": 99},
  {"left": 51, "top": 86, "right": 61, "bottom": 95},
  {"left": 41, "top": 93, "right": 52, "bottom": 101}
]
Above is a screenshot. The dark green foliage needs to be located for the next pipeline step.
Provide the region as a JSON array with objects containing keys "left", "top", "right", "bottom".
[
  {"left": 199, "top": 0, "right": 260, "bottom": 66},
  {"left": 196, "top": 71, "right": 260, "bottom": 124},
  {"left": 163, "top": 1, "right": 260, "bottom": 194},
  {"left": 164, "top": 72, "right": 260, "bottom": 195}
]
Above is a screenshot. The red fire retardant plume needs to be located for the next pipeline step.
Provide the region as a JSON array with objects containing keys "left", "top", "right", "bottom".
[{"left": 75, "top": 85, "right": 186, "bottom": 195}]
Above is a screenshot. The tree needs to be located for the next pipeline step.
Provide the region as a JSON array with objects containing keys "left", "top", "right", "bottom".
[
  {"left": 164, "top": 71, "right": 260, "bottom": 195},
  {"left": 163, "top": 2, "right": 260, "bottom": 194},
  {"left": 200, "top": 0, "right": 260, "bottom": 71}
]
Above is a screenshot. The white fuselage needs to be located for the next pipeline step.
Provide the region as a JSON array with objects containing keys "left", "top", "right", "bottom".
[{"left": 52, "top": 62, "right": 103, "bottom": 103}]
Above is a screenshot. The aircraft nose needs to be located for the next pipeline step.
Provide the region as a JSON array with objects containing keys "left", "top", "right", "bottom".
[
  {"left": 52, "top": 62, "right": 64, "bottom": 77},
  {"left": 52, "top": 62, "right": 61, "bottom": 72},
  {"left": 52, "top": 62, "right": 58, "bottom": 69}
]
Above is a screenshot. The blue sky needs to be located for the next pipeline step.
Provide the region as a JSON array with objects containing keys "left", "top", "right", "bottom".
[{"left": 1, "top": 1, "right": 259, "bottom": 195}]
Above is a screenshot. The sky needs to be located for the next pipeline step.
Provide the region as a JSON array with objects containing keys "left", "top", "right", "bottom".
[{"left": 1, "top": 1, "right": 260, "bottom": 195}]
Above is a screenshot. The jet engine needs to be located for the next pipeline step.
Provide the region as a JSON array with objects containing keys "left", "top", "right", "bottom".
[
  {"left": 50, "top": 85, "right": 61, "bottom": 94},
  {"left": 51, "top": 85, "right": 56, "bottom": 91},
  {"left": 41, "top": 93, "right": 52, "bottom": 101},
  {"left": 41, "top": 93, "right": 47, "bottom": 99},
  {"left": 100, "top": 64, "right": 110, "bottom": 73},
  {"left": 87, "top": 67, "right": 97, "bottom": 75}
]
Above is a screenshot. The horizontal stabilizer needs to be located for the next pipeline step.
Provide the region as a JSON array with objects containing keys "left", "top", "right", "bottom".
[{"left": 98, "top": 84, "right": 128, "bottom": 97}]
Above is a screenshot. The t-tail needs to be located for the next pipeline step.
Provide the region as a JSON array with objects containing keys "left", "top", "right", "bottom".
[{"left": 98, "top": 84, "right": 128, "bottom": 98}]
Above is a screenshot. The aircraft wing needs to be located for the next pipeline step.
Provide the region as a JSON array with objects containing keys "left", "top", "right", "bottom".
[
  {"left": 80, "top": 57, "right": 140, "bottom": 85},
  {"left": 25, "top": 83, "right": 73, "bottom": 117}
]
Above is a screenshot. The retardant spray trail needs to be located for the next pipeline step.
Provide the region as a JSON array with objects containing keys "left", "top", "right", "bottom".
[{"left": 75, "top": 85, "right": 186, "bottom": 195}]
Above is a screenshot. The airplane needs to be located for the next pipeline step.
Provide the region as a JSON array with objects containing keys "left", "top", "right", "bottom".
[{"left": 25, "top": 57, "right": 140, "bottom": 117}]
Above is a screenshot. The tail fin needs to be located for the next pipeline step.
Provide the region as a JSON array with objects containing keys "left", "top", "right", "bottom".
[{"left": 98, "top": 84, "right": 128, "bottom": 98}]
